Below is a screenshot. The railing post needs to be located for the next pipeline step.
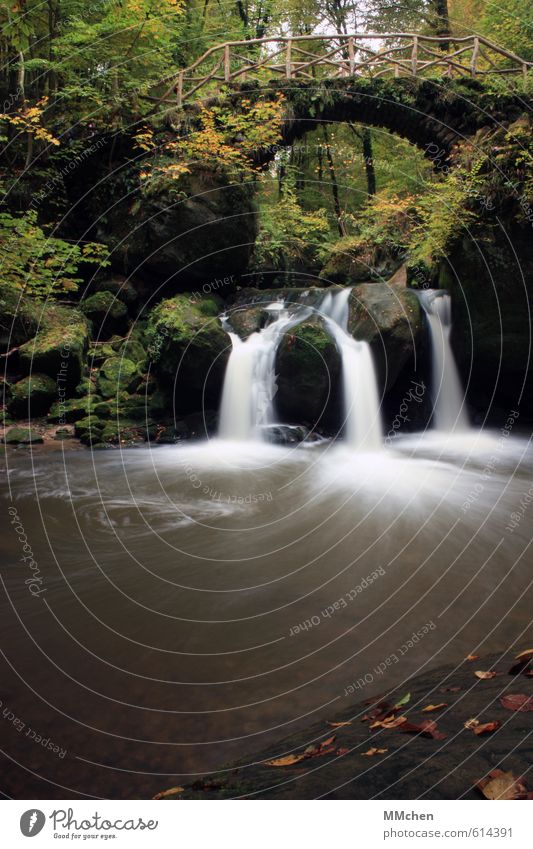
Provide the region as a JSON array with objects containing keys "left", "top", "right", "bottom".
[
  {"left": 286, "top": 39, "right": 292, "bottom": 78},
  {"left": 470, "top": 36, "right": 479, "bottom": 76},
  {"left": 224, "top": 44, "right": 231, "bottom": 82},
  {"left": 411, "top": 35, "right": 418, "bottom": 76},
  {"left": 348, "top": 37, "right": 355, "bottom": 75},
  {"left": 176, "top": 71, "right": 183, "bottom": 108}
]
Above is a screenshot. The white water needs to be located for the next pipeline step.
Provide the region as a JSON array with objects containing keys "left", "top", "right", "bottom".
[
  {"left": 320, "top": 288, "right": 383, "bottom": 451},
  {"left": 218, "top": 304, "right": 308, "bottom": 441},
  {"left": 418, "top": 290, "right": 470, "bottom": 433}
]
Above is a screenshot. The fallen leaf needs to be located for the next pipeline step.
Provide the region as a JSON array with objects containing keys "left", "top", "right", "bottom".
[
  {"left": 152, "top": 786, "right": 184, "bottom": 799},
  {"left": 369, "top": 714, "right": 407, "bottom": 730},
  {"left": 466, "top": 654, "right": 480, "bottom": 661},
  {"left": 336, "top": 747, "right": 350, "bottom": 756},
  {"left": 361, "top": 747, "right": 388, "bottom": 756},
  {"left": 514, "top": 649, "right": 533, "bottom": 660},
  {"left": 398, "top": 719, "right": 447, "bottom": 740},
  {"left": 464, "top": 718, "right": 479, "bottom": 729},
  {"left": 393, "top": 692, "right": 411, "bottom": 708},
  {"left": 508, "top": 654, "right": 533, "bottom": 676},
  {"left": 499, "top": 693, "right": 533, "bottom": 712},
  {"left": 263, "top": 753, "right": 308, "bottom": 767},
  {"left": 326, "top": 720, "right": 352, "bottom": 728},
  {"left": 477, "top": 769, "right": 527, "bottom": 800},
  {"left": 421, "top": 703, "right": 448, "bottom": 712},
  {"left": 474, "top": 670, "right": 497, "bottom": 679},
  {"left": 473, "top": 721, "right": 501, "bottom": 735}
]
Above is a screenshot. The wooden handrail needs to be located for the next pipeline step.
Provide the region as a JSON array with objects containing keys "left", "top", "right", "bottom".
[{"left": 154, "top": 32, "right": 532, "bottom": 108}]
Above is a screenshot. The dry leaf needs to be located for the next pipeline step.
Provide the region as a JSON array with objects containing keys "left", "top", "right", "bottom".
[
  {"left": 369, "top": 714, "right": 407, "bottom": 730},
  {"left": 474, "top": 670, "right": 497, "bottom": 679},
  {"left": 474, "top": 721, "right": 500, "bottom": 735},
  {"left": 499, "top": 693, "right": 533, "bottom": 712},
  {"left": 477, "top": 769, "right": 527, "bottom": 800},
  {"left": 514, "top": 649, "right": 533, "bottom": 659},
  {"left": 263, "top": 753, "right": 308, "bottom": 767},
  {"left": 466, "top": 654, "right": 480, "bottom": 661},
  {"left": 422, "top": 703, "right": 448, "bottom": 713},
  {"left": 361, "top": 747, "right": 388, "bottom": 756},
  {"left": 336, "top": 747, "right": 350, "bottom": 756},
  {"left": 464, "top": 718, "right": 479, "bottom": 729},
  {"left": 152, "top": 786, "right": 184, "bottom": 799},
  {"left": 398, "top": 719, "right": 447, "bottom": 740},
  {"left": 326, "top": 720, "right": 352, "bottom": 728}
]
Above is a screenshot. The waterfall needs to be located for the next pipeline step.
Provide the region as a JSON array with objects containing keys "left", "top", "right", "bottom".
[
  {"left": 418, "top": 290, "right": 469, "bottom": 432},
  {"left": 320, "top": 289, "right": 383, "bottom": 451},
  {"left": 218, "top": 304, "right": 308, "bottom": 441}
]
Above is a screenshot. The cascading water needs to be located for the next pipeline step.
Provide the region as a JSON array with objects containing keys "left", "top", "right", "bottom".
[
  {"left": 418, "top": 289, "right": 469, "bottom": 432},
  {"left": 218, "top": 304, "right": 309, "bottom": 441},
  {"left": 320, "top": 289, "right": 383, "bottom": 451}
]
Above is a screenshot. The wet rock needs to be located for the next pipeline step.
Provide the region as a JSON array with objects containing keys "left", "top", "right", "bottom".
[{"left": 262, "top": 424, "right": 310, "bottom": 444}]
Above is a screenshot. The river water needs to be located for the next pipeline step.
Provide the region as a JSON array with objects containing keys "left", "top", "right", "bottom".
[{"left": 1, "top": 429, "right": 532, "bottom": 798}]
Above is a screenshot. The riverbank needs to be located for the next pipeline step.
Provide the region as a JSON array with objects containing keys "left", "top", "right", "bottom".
[{"left": 159, "top": 650, "right": 533, "bottom": 800}]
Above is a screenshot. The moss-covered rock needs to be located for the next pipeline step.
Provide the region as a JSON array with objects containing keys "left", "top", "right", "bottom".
[
  {"left": 47, "top": 395, "right": 101, "bottom": 424},
  {"left": 18, "top": 305, "right": 89, "bottom": 389},
  {"left": 81, "top": 291, "right": 128, "bottom": 339},
  {"left": 276, "top": 319, "right": 341, "bottom": 426},
  {"left": 348, "top": 283, "right": 423, "bottom": 390},
  {"left": 147, "top": 295, "right": 229, "bottom": 413},
  {"left": 94, "top": 275, "right": 138, "bottom": 305},
  {"left": 96, "top": 357, "right": 139, "bottom": 397},
  {"left": 7, "top": 374, "right": 57, "bottom": 417},
  {"left": 3, "top": 426, "right": 43, "bottom": 445},
  {"left": 74, "top": 415, "right": 106, "bottom": 445},
  {"left": 0, "top": 288, "right": 38, "bottom": 353}
]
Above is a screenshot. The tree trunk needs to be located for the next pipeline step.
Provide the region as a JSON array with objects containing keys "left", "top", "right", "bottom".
[
  {"left": 362, "top": 128, "right": 376, "bottom": 197},
  {"left": 323, "top": 126, "right": 345, "bottom": 237},
  {"left": 433, "top": 0, "right": 450, "bottom": 50}
]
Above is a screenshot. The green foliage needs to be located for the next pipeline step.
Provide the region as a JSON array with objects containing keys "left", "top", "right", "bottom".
[
  {"left": 0, "top": 210, "right": 109, "bottom": 299},
  {"left": 254, "top": 187, "right": 330, "bottom": 269}
]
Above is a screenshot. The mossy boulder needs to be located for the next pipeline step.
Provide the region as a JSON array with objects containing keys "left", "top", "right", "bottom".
[
  {"left": 320, "top": 238, "right": 404, "bottom": 285},
  {"left": 147, "top": 295, "right": 229, "bottom": 413},
  {"left": 7, "top": 374, "right": 57, "bottom": 417},
  {"left": 0, "top": 288, "right": 38, "bottom": 353},
  {"left": 96, "top": 357, "right": 139, "bottom": 398},
  {"left": 94, "top": 275, "right": 138, "bottom": 305},
  {"left": 347, "top": 283, "right": 423, "bottom": 390},
  {"left": 226, "top": 306, "right": 268, "bottom": 339},
  {"left": 81, "top": 291, "right": 128, "bottom": 339},
  {"left": 47, "top": 395, "right": 102, "bottom": 424},
  {"left": 74, "top": 415, "right": 106, "bottom": 445},
  {"left": 276, "top": 319, "right": 341, "bottom": 427},
  {"left": 3, "top": 426, "right": 43, "bottom": 445},
  {"left": 18, "top": 305, "right": 89, "bottom": 389}
]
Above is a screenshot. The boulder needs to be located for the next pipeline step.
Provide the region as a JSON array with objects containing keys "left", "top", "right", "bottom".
[
  {"left": 347, "top": 283, "right": 423, "bottom": 390},
  {"left": 3, "top": 426, "right": 43, "bottom": 445},
  {"left": 97, "top": 357, "right": 140, "bottom": 398},
  {"left": 18, "top": 305, "right": 89, "bottom": 389},
  {"left": 276, "top": 318, "right": 341, "bottom": 427},
  {"left": 147, "top": 295, "right": 229, "bottom": 414},
  {"left": 320, "top": 239, "right": 404, "bottom": 285},
  {"left": 80, "top": 291, "right": 129, "bottom": 339},
  {"left": 7, "top": 374, "right": 57, "bottom": 417},
  {"left": 0, "top": 288, "right": 38, "bottom": 353}
]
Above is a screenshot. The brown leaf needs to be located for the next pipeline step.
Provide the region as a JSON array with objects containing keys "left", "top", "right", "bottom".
[
  {"left": 500, "top": 693, "right": 533, "bottom": 712},
  {"left": 466, "top": 654, "right": 480, "bottom": 661},
  {"left": 263, "top": 753, "right": 308, "bottom": 767},
  {"left": 336, "top": 747, "right": 350, "bottom": 756},
  {"left": 477, "top": 769, "right": 527, "bottom": 800},
  {"left": 398, "top": 719, "right": 447, "bottom": 740},
  {"left": 514, "top": 649, "right": 533, "bottom": 660},
  {"left": 464, "top": 718, "right": 480, "bottom": 729},
  {"left": 361, "top": 747, "right": 388, "bottom": 756},
  {"left": 326, "top": 720, "right": 352, "bottom": 728},
  {"left": 474, "top": 670, "right": 497, "bottom": 679},
  {"left": 421, "top": 703, "right": 448, "bottom": 712},
  {"left": 508, "top": 655, "right": 533, "bottom": 676},
  {"left": 473, "top": 721, "right": 500, "bottom": 735},
  {"left": 152, "top": 786, "right": 184, "bottom": 799},
  {"left": 369, "top": 714, "right": 407, "bottom": 730}
]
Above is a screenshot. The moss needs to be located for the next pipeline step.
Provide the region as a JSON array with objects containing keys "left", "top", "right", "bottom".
[
  {"left": 74, "top": 415, "right": 106, "bottom": 445},
  {"left": 47, "top": 395, "right": 102, "bottom": 424},
  {"left": 81, "top": 291, "right": 129, "bottom": 339},
  {"left": 96, "top": 357, "right": 139, "bottom": 397},
  {"left": 94, "top": 275, "right": 138, "bottom": 305},
  {"left": 147, "top": 295, "right": 229, "bottom": 413},
  {"left": 8, "top": 374, "right": 57, "bottom": 417},
  {"left": 4, "top": 426, "right": 43, "bottom": 445},
  {"left": 18, "top": 305, "right": 89, "bottom": 389},
  {"left": 0, "top": 288, "right": 39, "bottom": 352}
]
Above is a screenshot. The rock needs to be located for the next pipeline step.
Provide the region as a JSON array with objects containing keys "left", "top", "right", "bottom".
[
  {"left": 0, "top": 288, "right": 38, "bottom": 353},
  {"left": 53, "top": 427, "right": 75, "bottom": 441},
  {"left": 4, "top": 426, "right": 43, "bottom": 445},
  {"left": 18, "top": 305, "right": 89, "bottom": 389},
  {"left": 262, "top": 424, "right": 310, "bottom": 444},
  {"left": 47, "top": 396, "right": 102, "bottom": 424},
  {"left": 320, "top": 238, "right": 404, "bottom": 285},
  {"left": 348, "top": 283, "right": 423, "bottom": 390},
  {"left": 80, "top": 291, "right": 129, "bottom": 339},
  {"left": 96, "top": 357, "right": 139, "bottom": 398},
  {"left": 226, "top": 306, "right": 268, "bottom": 338},
  {"left": 74, "top": 415, "right": 106, "bottom": 445},
  {"left": 7, "top": 374, "right": 57, "bottom": 417},
  {"left": 147, "top": 295, "right": 229, "bottom": 414},
  {"left": 93, "top": 275, "right": 138, "bottom": 305},
  {"left": 93, "top": 167, "right": 257, "bottom": 289},
  {"left": 276, "top": 319, "right": 341, "bottom": 427}
]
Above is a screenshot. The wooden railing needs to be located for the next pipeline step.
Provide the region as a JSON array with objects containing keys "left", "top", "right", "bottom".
[{"left": 154, "top": 33, "right": 532, "bottom": 108}]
